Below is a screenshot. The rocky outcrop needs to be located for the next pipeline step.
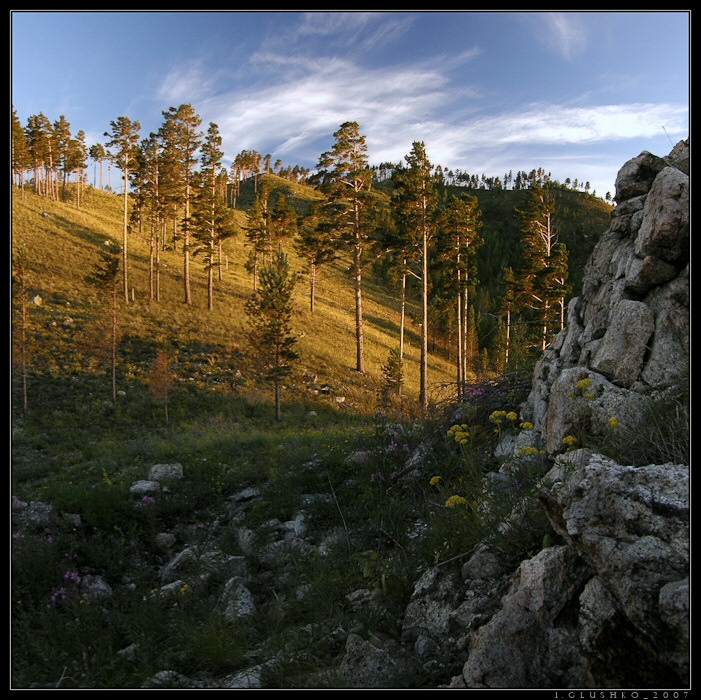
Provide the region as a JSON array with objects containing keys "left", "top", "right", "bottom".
[
  {"left": 521, "top": 139, "right": 689, "bottom": 454},
  {"left": 452, "top": 451, "right": 689, "bottom": 689}
]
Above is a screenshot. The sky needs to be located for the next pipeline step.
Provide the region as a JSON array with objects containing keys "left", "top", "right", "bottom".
[{"left": 11, "top": 10, "right": 690, "bottom": 199}]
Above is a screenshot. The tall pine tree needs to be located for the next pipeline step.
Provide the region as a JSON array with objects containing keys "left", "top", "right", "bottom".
[
  {"left": 293, "top": 202, "right": 337, "bottom": 313},
  {"left": 438, "top": 192, "right": 482, "bottom": 397},
  {"left": 191, "top": 122, "right": 234, "bottom": 311},
  {"left": 313, "top": 122, "right": 373, "bottom": 375},
  {"left": 517, "top": 182, "right": 570, "bottom": 350},
  {"left": 158, "top": 104, "right": 202, "bottom": 304},
  {"left": 104, "top": 116, "right": 141, "bottom": 303},
  {"left": 392, "top": 141, "right": 438, "bottom": 412}
]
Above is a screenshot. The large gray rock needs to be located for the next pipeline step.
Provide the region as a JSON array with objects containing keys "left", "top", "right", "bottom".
[
  {"left": 461, "top": 545, "right": 590, "bottom": 688},
  {"left": 541, "top": 452, "right": 689, "bottom": 686}
]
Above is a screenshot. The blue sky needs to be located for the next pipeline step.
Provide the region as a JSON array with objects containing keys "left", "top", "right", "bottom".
[{"left": 11, "top": 10, "right": 689, "bottom": 199}]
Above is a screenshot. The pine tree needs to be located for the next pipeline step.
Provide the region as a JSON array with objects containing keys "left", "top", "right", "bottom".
[
  {"left": 134, "top": 134, "right": 163, "bottom": 301},
  {"left": 499, "top": 266, "right": 525, "bottom": 370},
  {"left": 158, "top": 104, "right": 202, "bottom": 304},
  {"left": 25, "top": 113, "right": 57, "bottom": 199},
  {"left": 438, "top": 192, "right": 482, "bottom": 397},
  {"left": 245, "top": 252, "right": 299, "bottom": 422},
  {"left": 191, "top": 122, "right": 234, "bottom": 311},
  {"left": 244, "top": 183, "right": 273, "bottom": 290},
  {"left": 374, "top": 187, "right": 412, "bottom": 361},
  {"left": 293, "top": 203, "right": 337, "bottom": 313},
  {"left": 89, "top": 142, "right": 106, "bottom": 190},
  {"left": 380, "top": 346, "right": 404, "bottom": 401},
  {"left": 517, "top": 182, "right": 570, "bottom": 350},
  {"left": 313, "top": 121, "right": 373, "bottom": 374},
  {"left": 270, "top": 194, "right": 298, "bottom": 254},
  {"left": 104, "top": 116, "right": 141, "bottom": 304},
  {"left": 53, "top": 115, "right": 73, "bottom": 202},
  {"left": 70, "top": 130, "right": 88, "bottom": 208},
  {"left": 12, "top": 106, "right": 30, "bottom": 196},
  {"left": 86, "top": 242, "right": 122, "bottom": 399},
  {"left": 392, "top": 141, "right": 438, "bottom": 412}
]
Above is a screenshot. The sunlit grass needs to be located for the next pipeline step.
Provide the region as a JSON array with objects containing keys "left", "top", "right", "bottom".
[{"left": 13, "top": 184, "right": 457, "bottom": 418}]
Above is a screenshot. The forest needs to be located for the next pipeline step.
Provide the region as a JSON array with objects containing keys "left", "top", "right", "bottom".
[{"left": 11, "top": 103, "right": 613, "bottom": 418}]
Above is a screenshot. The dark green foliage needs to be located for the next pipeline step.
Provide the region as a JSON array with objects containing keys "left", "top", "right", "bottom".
[
  {"left": 85, "top": 240, "right": 121, "bottom": 288},
  {"left": 245, "top": 251, "right": 299, "bottom": 421}
]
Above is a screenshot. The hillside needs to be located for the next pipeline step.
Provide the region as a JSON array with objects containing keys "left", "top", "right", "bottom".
[
  {"left": 11, "top": 181, "right": 458, "bottom": 417},
  {"left": 11, "top": 175, "right": 612, "bottom": 419}
]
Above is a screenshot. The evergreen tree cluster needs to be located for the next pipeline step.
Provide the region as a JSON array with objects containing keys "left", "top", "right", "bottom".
[{"left": 12, "top": 104, "right": 613, "bottom": 416}]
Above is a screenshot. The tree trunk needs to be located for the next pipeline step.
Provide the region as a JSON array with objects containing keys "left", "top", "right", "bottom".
[
  {"left": 111, "top": 285, "right": 118, "bottom": 400},
  {"left": 505, "top": 306, "right": 511, "bottom": 368},
  {"left": 149, "top": 227, "right": 154, "bottom": 300},
  {"left": 208, "top": 240, "right": 214, "bottom": 311},
  {"left": 456, "top": 267, "right": 463, "bottom": 399},
  {"left": 218, "top": 239, "right": 224, "bottom": 281},
  {"left": 354, "top": 241, "right": 365, "bottom": 374},
  {"left": 310, "top": 262, "right": 316, "bottom": 313},
  {"left": 400, "top": 267, "right": 406, "bottom": 361},
  {"left": 122, "top": 177, "right": 129, "bottom": 304},
  {"left": 420, "top": 226, "right": 429, "bottom": 412}
]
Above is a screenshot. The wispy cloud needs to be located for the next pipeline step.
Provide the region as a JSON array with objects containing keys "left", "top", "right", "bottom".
[
  {"left": 157, "top": 60, "right": 220, "bottom": 105},
  {"left": 463, "top": 102, "right": 689, "bottom": 146},
  {"left": 297, "top": 11, "right": 413, "bottom": 50},
  {"left": 202, "top": 55, "right": 460, "bottom": 159},
  {"left": 517, "top": 11, "right": 589, "bottom": 61},
  {"left": 202, "top": 34, "right": 687, "bottom": 165}
]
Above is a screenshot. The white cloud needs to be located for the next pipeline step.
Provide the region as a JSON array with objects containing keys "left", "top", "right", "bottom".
[
  {"left": 282, "top": 11, "right": 414, "bottom": 54},
  {"left": 157, "top": 61, "right": 219, "bottom": 105},
  {"left": 543, "top": 12, "right": 588, "bottom": 61},
  {"left": 515, "top": 11, "right": 589, "bottom": 61},
  {"left": 185, "top": 15, "right": 687, "bottom": 197},
  {"left": 460, "top": 103, "right": 689, "bottom": 147}
]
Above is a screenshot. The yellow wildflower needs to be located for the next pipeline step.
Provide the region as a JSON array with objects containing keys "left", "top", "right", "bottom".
[
  {"left": 445, "top": 495, "right": 468, "bottom": 508},
  {"left": 429, "top": 476, "right": 442, "bottom": 486},
  {"left": 506, "top": 411, "right": 518, "bottom": 421},
  {"left": 517, "top": 446, "right": 539, "bottom": 457},
  {"left": 575, "top": 378, "right": 592, "bottom": 391},
  {"left": 562, "top": 435, "right": 578, "bottom": 448},
  {"left": 608, "top": 417, "right": 619, "bottom": 428},
  {"left": 520, "top": 421, "right": 534, "bottom": 430}
]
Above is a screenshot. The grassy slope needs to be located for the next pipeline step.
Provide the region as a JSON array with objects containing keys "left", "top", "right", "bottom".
[{"left": 11, "top": 179, "right": 457, "bottom": 416}]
